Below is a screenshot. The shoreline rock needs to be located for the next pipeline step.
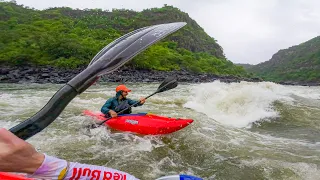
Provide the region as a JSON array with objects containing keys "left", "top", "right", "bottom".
[{"left": 1, "top": 65, "right": 317, "bottom": 86}]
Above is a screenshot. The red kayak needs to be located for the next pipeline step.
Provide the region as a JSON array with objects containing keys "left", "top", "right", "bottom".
[{"left": 83, "top": 110, "right": 193, "bottom": 135}]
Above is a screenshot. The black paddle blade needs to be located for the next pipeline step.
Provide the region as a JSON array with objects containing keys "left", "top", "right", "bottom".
[
  {"left": 87, "top": 26, "right": 150, "bottom": 66},
  {"left": 93, "top": 22, "right": 187, "bottom": 76},
  {"left": 157, "top": 76, "right": 178, "bottom": 93},
  {"left": 68, "top": 22, "right": 186, "bottom": 93}
]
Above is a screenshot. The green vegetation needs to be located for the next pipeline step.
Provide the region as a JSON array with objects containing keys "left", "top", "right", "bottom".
[
  {"left": 247, "top": 36, "right": 320, "bottom": 82},
  {"left": 0, "top": 1, "right": 248, "bottom": 76}
]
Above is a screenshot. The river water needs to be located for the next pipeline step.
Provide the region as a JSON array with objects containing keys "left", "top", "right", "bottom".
[{"left": 0, "top": 81, "right": 319, "bottom": 180}]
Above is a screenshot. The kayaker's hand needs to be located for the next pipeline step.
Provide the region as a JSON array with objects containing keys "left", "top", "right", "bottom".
[
  {"left": 109, "top": 110, "right": 117, "bottom": 117},
  {"left": 0, "top": 128, "right": 44, "bottom": 173},
  {"left": 140, "top": 97, "right": 146, "bottom": 104}
]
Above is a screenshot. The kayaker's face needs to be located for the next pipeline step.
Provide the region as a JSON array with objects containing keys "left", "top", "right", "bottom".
[{"left": 121, "top": 91, "right": 128, "bottom": 98}]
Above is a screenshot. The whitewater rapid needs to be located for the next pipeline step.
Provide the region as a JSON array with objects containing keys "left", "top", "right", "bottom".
[{"left": 184, "top": 81, "right": 320, "bottom": 128}]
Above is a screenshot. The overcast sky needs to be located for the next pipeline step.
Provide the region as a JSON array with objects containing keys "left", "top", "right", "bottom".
[{"left": 13, "top": 0, "right": 320, "bottom": 64}]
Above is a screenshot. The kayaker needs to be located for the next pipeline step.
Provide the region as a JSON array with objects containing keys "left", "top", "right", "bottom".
[
  {"left": 0, "top": 128, "right": 139, "bottom": 180},
  {"left": 101, "top": 84, "right": 146, "bottom": 117}
]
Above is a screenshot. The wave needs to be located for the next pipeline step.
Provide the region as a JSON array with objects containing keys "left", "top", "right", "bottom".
[{"left": 184, "top": 81, "right": 298, "bottom": 128}]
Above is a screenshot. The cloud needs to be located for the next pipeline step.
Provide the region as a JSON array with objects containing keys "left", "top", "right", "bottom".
[{"left": 13, "top": 0, "right": 320, "bottom": 64}]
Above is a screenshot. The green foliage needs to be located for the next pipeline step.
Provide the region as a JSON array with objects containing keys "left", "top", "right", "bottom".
[
  {"left": 0, "top": 1, "right": 248, "bottom": 76},
  {"left": 248, "top": 36, "right": 320, "bottom": 82}
]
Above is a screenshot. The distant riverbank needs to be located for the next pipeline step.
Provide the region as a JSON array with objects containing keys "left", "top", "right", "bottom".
[{"left": 0, "top": 66, "right": 262, "bottom": 84}]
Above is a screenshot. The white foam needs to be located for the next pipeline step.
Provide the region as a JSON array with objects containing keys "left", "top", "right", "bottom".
[
  {"left": 184, "top": 81, "right": 297, "bottom": 128},
  {"left": 284, "top": 85, "right": 320, "bottom": 100}
]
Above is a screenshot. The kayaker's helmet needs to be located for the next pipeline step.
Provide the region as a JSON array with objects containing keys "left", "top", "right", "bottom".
[{"left": 116, "top": 85, "right": 131, "bottom": 93}]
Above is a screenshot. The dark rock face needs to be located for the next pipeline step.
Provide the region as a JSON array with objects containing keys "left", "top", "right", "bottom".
[{"left": 0, "top": 65, "right": 267, "bottom": 85}]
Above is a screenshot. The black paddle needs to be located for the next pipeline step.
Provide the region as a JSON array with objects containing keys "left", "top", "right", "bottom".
[
  {"left": 88, "top": 76, "right": 178, "bottom": 129},
  {"left": 9, "top": 22, "right": 186, "bottom": 140}
]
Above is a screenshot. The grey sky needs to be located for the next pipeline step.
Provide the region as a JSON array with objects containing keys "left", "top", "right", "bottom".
[{"left": 14, "top": 0, "right": 320, "bottom": 64}]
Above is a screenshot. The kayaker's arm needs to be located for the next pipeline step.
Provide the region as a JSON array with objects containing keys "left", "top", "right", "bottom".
[
  {"left": 0, "top": 128, "right": 44, "bottom": 173},
  {"left": 0, "top": 128, "right": 139, "bottom": 180},
  {"left": 127, "top": 98, "right": 145, "bottom": 107},
  {"left": 101, "top": 98, "right": 113, "bottom": 114}
]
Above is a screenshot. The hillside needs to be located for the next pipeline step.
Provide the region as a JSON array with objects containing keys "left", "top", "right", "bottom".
[
  {"left": 236, "top": 63, "right": 254, "bottom": 70},
  {"left": 248, "top": 36, "right": 320, "bottom": 83},
  {"left": 0, "top": 1, "right": 248, "bottom": 77}
]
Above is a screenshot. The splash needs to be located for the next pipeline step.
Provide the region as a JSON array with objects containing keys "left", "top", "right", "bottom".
[{"left": 184, "top": 81, "right": 294, "bottom": 128}]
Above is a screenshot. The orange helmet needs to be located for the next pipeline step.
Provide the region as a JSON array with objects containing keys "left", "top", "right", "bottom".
[{"left": 116, "top": 85, "right": 131, "bottom": 92}]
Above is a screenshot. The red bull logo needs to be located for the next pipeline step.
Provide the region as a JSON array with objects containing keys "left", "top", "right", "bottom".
[{"left": 70, "top": 168, "right": 127, "bottom": 180}]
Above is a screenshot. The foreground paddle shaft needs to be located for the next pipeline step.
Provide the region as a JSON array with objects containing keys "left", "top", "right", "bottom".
[
  {"left": 9, "top": 22, "right": 186, "bottom": 140},
  {"left": 9, "top": 85, "right": 78, "bottom": 140}
]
